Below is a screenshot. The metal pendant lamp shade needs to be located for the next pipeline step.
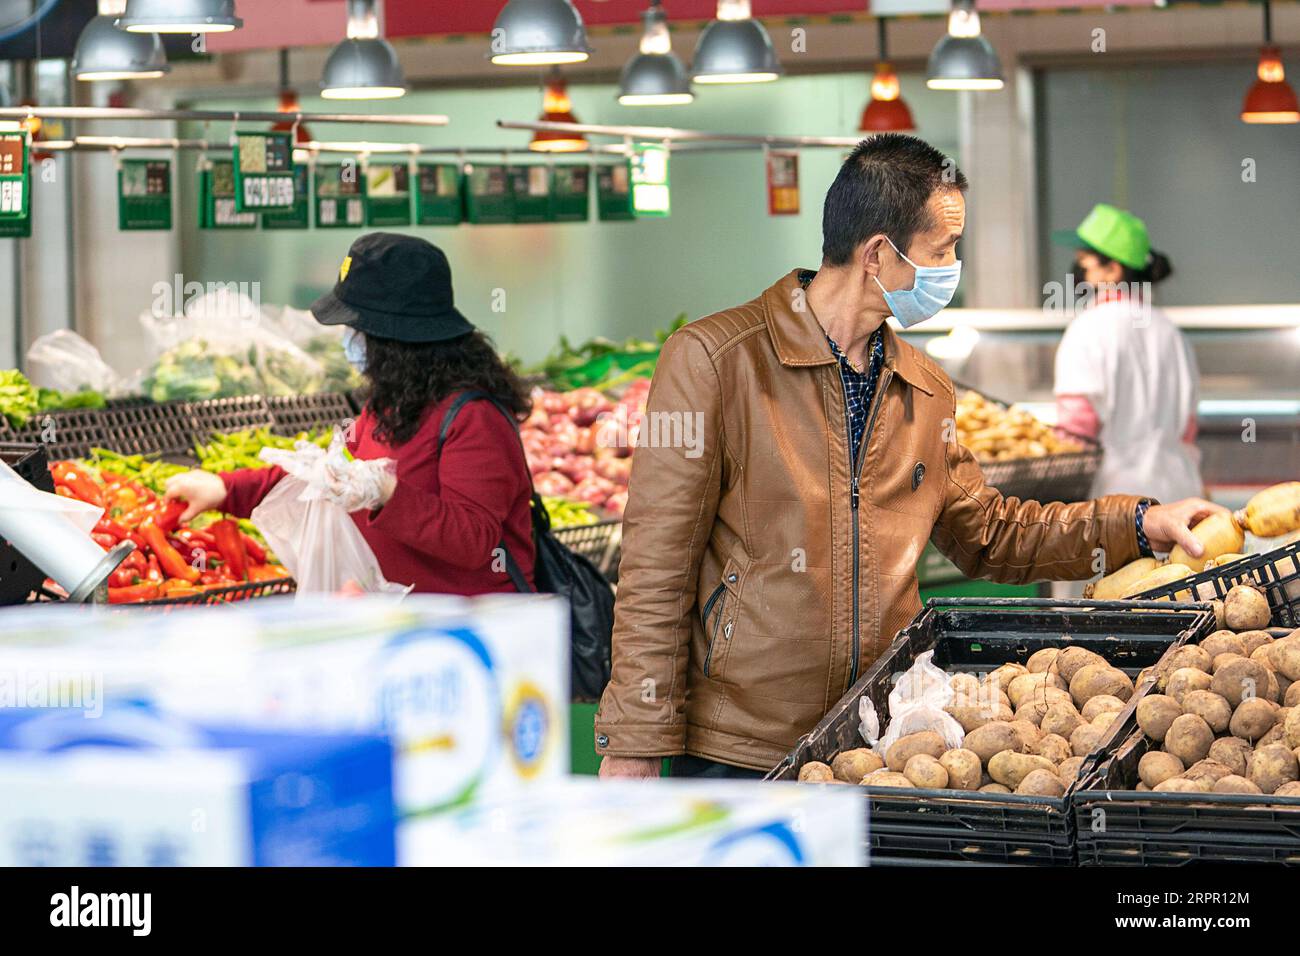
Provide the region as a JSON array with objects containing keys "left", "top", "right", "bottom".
[
  {"left": 926, "top": 34, "right": 1003, "bottom": 90},
  {"left": 321, "top": 38, "right": 407, "bottom": 99},
  {"left": 73, "top": 15, "right": 170, "bottom": 82},
  {"left": 491, "top": 0, "right": 592, "bottom": 66},
  {"left": 692, "top": 18, "right": 782, "bottom": 84},
  {"left": 117, "top": 0, "right": 242, "bottom": 34},
  {"left": 619, "top": 3, "right": 693, "bottom": 105}
]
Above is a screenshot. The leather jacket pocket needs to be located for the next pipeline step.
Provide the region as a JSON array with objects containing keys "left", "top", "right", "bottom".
[{"left": 701, "top": 555, "right": 746, "bottom": 680}]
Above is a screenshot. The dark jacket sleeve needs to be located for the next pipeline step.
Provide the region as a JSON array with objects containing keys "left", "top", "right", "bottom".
[{"left": 219, "top": 466, "right": 288, "bottom": 520}]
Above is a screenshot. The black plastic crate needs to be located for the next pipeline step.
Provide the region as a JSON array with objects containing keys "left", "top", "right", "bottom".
[
  {"left": 137, "top": 577, "right": 296, "bottom": 607},
  {"left": 552, "top": 519, "right": 622, "bottom": 582},
  {"left": 0, "top": 443, "right": 54, "bottom": 605},
  {"left": 977, "top": 444, "right": 1102, "bottom": 505},
  {"left": 97, "top": 400, "right": 201, "bottom": 460},
  {"left": 765, "top": 597, "right": 1217, "bottom": 866},
  {"left": 1075, "top": 727, "right": 1300, "bottom": 866},
  {"left": 2, "top": 409, "right": 107, "bottom": 461},
  {"left": 103, "top": 396, "right": 153, "bottom": 410},
  {"left": 1133, "top": 539, "right": 1300, "bottom": 628},
  {"left": 188, "top": 396, "right": 275, "bottom": 441},
  {"left": 267, "top": 393, "right": 355, "bottom": 439}
]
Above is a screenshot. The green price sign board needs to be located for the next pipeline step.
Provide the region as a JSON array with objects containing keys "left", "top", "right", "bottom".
[
  {"left": 118, "top": 159, "right": 172, "bottom": 231},
  {"left": 0, "top": 133, "right": 32, "bottom": 237},
  {"left": 631, "top": 145, "right": 670, "bottom": 218},
  {"left": 552, "top": 165, "right": 590, "bottom": 223},
  {"left": 596, "top": 162, "right": 634, "bottom": 222},
  {"left": 508, "top": 165, "right": 554, "bottom": 223},
  {"left": 315, "top": 163, "right": 365, "bottom": 229},
  {"left": 200, "top": 158, "right": 258, "bottom": 230},
  {"left": 262, "top": 164, "right": 310, "bottom": 230},
  {"left": 233, "top": 131, "right": 295, "bottom": 212},
  {"left": 463, "top": 164, "right": 514, "bottom": 224},
  {"left": 415, "top": 163, "right": 463, "bottom": 226},
  {"left": 365, "top": 163, "right": 412, "bottom": 227}
]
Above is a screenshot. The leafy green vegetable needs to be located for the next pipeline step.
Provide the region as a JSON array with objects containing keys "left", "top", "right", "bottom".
[
  {"left": 0, "top": 370, "right": 105, "bottom": 427},
  {"left": 528, "top": 314, "right": 687, "bottom": 391}
]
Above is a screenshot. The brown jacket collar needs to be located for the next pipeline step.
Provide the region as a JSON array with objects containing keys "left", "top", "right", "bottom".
[{"left": 762, "top": 268, "right": 934, "bottom": 396}]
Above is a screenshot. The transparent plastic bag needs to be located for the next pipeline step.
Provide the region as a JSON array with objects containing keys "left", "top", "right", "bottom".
[
  {"left": 25, "top": 331, "right": 124, "bottom": 396},
  {"left": 262, "top": 305, "right": 362, "bottom": 394},
  {"left": 139, "top": 304, "right": 325, "bottom": 403},
  {"left": 250, "top": 433, "right": 406, "bottom": 597},
  {"left": 866, "top": 651, "right": 967, "bottom": 756}
]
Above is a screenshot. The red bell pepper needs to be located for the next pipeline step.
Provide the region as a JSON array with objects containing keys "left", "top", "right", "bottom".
[
  {"left": 108, "top": 583, "right": 160, "bottom": 604},
  {"left": 154, "top": 499, "right": 186, "bottom": 535},
  {"left": 139, "top": 520, "right": 201, "bottom": 584},
  {"left": 93, "top": 518, "right": 129, "bottom": 543},
  {"left": 108, "top": 567, "right": 138, "bottom": 588},
  {"left": 55, "top": 486, "right": 78, "bottom": 500},
  {"left": 50, "top": 462, "right": 105, "bottom": 507},
  {"left": 210, "top": 519, "right": 249, "bottom": 582},
  {"left": 241, "top": 533, "right": 267, "bottom": 564},
  {"left": 91, "top": 532, "right": 116, "bottom": 551},
  {"left": 144, "top": 554, "right": 164, "bottom": 584}
]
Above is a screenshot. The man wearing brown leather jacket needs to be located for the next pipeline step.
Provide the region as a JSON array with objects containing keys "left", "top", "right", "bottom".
[{"left": 597, "top": 134, "right": 1225, "bottom": 779}]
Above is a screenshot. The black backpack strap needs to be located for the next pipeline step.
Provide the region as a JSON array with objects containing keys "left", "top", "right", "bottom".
[{"left": 437, "top": 390, "right": 535, "bottom": 594}]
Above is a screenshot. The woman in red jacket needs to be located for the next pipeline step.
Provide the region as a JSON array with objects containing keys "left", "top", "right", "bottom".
[{"left": 164, "top": 233, "right": 536, "bottom": 595}]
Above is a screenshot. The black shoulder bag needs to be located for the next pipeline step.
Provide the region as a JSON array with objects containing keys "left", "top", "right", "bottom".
[{"left": 437, "top": 390, "right": 615, "bottom": 702}]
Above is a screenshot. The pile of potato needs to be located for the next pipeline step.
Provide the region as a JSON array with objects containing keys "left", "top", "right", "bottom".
[
  {"left": 1128, "top": 584, "right": 1300, "bottom": 798},
  {"left": 797, "top": 645, "right": 1136, "bottom": 797},
  {"left": 955, "top": 390, "right": 1083, "bottom": 462}
]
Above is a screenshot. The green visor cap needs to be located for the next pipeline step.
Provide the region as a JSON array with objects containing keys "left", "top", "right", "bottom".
[{"left": 1051, "top": 202, "right": 1151, "bottom": 271}]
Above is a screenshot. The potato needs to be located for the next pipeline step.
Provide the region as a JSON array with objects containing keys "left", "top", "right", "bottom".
[
  {"left": 1040, "top": 703, "right": 1085, "bottom": 739},
  {"left": 986, "top": 663, "right": 1029, "bottom": 692},
  {"left": 1248, "top": 743, "right": 1299, "bottom": 794},
  {"left": 1034, "top": 733, "right": 1073, "bottom": 764},
  {"left": 1164, "top": 714, "right": 1215, "bottom": 765},
  {"left": 939, "top": 749, "right": 982, "bottom": 791},
  {"left": 1009, "top": 719, "right": 1043, "bottom": 751},
  {"left": 948, "top": 672, "right": 981, "bottom": 697},
  {"left": 1136, "top": 694, "right": 1182, "bottom": 741},
  {"left": 1082, "top": 695, "right": 1126, "bottom": 722},
  {"left": 1212, "top": 658, "right": 1273, "bottom": 708},
  {"left": 1200, "top": 631, "right": 1246, "bottom": 660},
  {"left": 1091, "top": 711, "right": 1123, "bottom": 734},
  {"left": 1008, "top": 672, "right": 1069, "bottom": 709},
  {"left": 1166, "top": 667, "right": 1213, "bottom": 704},
  {"left": 1238, "top": 630, "right": 1275, "bottom": 658},
  {"left": 1056, "top": 647, "right": 1108, "bottom": 683},
  {"left": 987, "top": 750, "right": 1057, "bottom": 788},
  {"left": 1209, "top": 737, "right": 1253, "bottom": 777},
  {"left": 1256, "top": 724, "right": 1287, "bottom": 749},
  {"left": 945, "top": 703, "right": 1013, "bottom": 733},
  {"left": 1136, "top": 781, "right": 1152, "bottom": 791},
  {"left": 1286, "top": 683, "right": 1300, "bottom": 709},
  {"left": 903, "top": 753, "right": 949, "bottom": 789},
  {"left": 798, "top": 761, "right": 835, "bottom": 783},
  {"left": 1183, "top": 759, "right": 1234, "bottom": 785},
  {"left": 1224, "top": 585, "right": 1271, "bottom": 632},
  {"left": 1138, "top": 751, "right": 1186, "bottom": 788},
  {"left": 885, "top": 731, "right": 946, "bottom": 773},
  {"left": 1264, "top": 670, "right": 1282, "bottom": 703},
  {"left": 1058, "top": 755, "right": 1086, "bottom": 780},
  {"left": 862, "top": 770, "right": 914, "bottom": 788},
  {"left": 1070, "top": 664, "right": 1134, "bottom": 707},
  {"left": 1155, "top": 777, "right": 1208, "bottom": 793},
  {"left": 1016, "top": 769, "right": 1066, "bottom": 797},
  {"left": 1181, "top": 690, "right": 1233, "bottom": 734},
  {"left": 978, "top": 783, "right": 1012, "bottom": 794},
  {"left": 1286, "top": 708, "right": 1300, "bottom": 749},
  {"left": 964, "top": 722, "right": 1024, "bottom": 764},
  {"left": 1213, "top": 775, "right": 1262, "bottom": 794},
  {"left": 1274, "top": 781, "right": 1300, "bottom": 797},
  {"left": 831, "top": 748, "right": 884, "bottom": 783},
  {"left": 1013, "top": 698, "right": 1060, "bottom": 727},
  {"left": 1211, "top": 599, "right": 1226, "bottom": 631},
  {"left": 1275, "top": 642, "right": 1300, "bottom": 682},
  {"left": 1069, "top": 723, "right": 1106, "bottom": 757},
  {"left": 1231, "top": 698, "right": 1278, "bottom": 742},
  {"left": 1161, "top": 645, "right": 1213, "bottom": 677},
  {"left": 1250, "top": 644, "right": 1278, "bottom": 668},
  {"left": 1026, "top": 648, "right": 1061, "bottom": 674}
]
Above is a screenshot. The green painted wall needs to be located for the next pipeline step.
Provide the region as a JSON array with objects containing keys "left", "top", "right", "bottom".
[{"left": 180, "top": 72, "right": 958, "bottom": 362}]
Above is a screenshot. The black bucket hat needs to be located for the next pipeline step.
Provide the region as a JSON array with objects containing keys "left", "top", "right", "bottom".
[{"left": 311, "top": 232, "right": 475, "bottom": 343}]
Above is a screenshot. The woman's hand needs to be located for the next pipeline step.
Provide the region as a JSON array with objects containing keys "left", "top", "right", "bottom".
[
  {"left": 164, "top": 471, "right": 228, "bottom": 523},
  {"left": 1142, "top": 498, "right": 1231, "bottom": 557}
]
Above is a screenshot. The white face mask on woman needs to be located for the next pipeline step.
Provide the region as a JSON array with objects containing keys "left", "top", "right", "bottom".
[{"left": 342, "top": 326, "right": 367, "bottom": 373}]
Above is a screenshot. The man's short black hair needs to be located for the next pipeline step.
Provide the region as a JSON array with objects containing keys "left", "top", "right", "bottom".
[{"left": 821, "top": 134, "right": 968, "bottom": 267}]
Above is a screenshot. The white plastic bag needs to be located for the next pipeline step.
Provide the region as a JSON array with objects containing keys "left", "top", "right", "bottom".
[
  {"left": 250, "top": 433, "right": 406, "bottom": 597},
  {"left": 863, "top": 651, "right": 967, "bottom": 756},
  {"left": 25, "top": 331, "right": 124, "bottom": 395}
]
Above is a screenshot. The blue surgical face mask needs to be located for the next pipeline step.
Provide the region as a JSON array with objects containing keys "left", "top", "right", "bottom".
[
  {"left": 342, "top": 327, "right": 367, "bottom": 373},
  {"left": 872, "top": 235, "right": 962, "bottom": 328}
]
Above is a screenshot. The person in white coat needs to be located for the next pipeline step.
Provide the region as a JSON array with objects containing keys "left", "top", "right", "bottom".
[{"left": 1051, "top": 203, "right": 1204, "bottom": 505}]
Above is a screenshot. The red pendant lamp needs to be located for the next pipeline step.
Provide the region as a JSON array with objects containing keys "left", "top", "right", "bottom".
[
  {"left": 860, "top": 18, "right": 915, "bottom": 133},
  {"left": 1241, "top": 0, "right": 1299, "bottom": 124},
  {"left": 270, "top": 51, "right": 315, "bottom": 146},
  {"left": 530, "top": 67, "right": 589, "bottom": 152}
]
